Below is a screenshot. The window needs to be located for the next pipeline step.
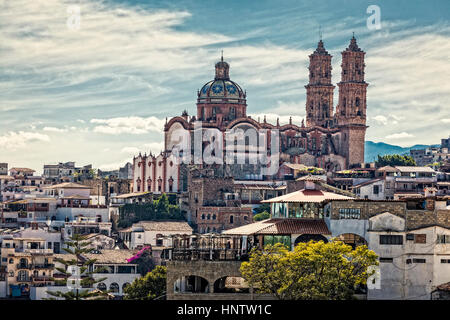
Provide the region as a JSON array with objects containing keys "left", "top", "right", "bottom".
[
  {"left": 379, "top": 257, "right": 393, "bottom": 263},
  {"left": 110, "top": 283, "right": 119, "bottom": 293},
  {"left": 380, "top": 235, "right": 403, "bottom": 245},
  {"left": 414, "top": 234, "right": 426, "bottom": 244},
  {"left": 47, "top": 242, "right": 52, "bottom": 249},
  {"left": 156, "top": 238, "right": 163, "bottom": 246},
  {"left": 97, "top": 283, "right": 107, "bottom": 291},
  {"left": 440, "top": 259, "right": 450, "bottom": 263},
  {"left": 264, "top": 235, "right": 291, "bottom": 248},
  {"left": 373, "top": 185, "right": 379, "bottom": 195},
  {"left": 229, "top": 215, "right": 234, "bottom": 224},
  {"left": 339, "top": 208, "right": 361, "bottom": 219},
  {"left": 437, "top": 235, "right": 450, "bottom": 244},
  {"left": 413, "top": 259, "right": 426, "bottom": 264}
]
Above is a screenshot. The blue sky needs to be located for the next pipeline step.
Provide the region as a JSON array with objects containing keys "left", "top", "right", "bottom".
[{"left": 0, "top": 0, "right": 449, "bottom": 173}]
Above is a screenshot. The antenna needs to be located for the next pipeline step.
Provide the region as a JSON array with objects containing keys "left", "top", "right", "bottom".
[
  {"left": 319, "top": 25, "right": 322, "bottom": 41},
  {"left": 221, "top": 50, "right": 223, "bottom": 62}
]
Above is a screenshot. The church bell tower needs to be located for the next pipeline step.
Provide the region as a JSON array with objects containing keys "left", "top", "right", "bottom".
[
  {"left": 335, "top": 35, "right": 368, "bottom": 167},
  {"left": 305, "top": 40, "right": 335, "bottom": 128}
]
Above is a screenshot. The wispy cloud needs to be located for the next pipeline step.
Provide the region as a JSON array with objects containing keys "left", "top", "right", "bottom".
[
  {"left": 90, "top": 116, "right": 165, "bottom": 135},
  {"left": 385, "top": 132, "right": 415, "bottom": 140}
]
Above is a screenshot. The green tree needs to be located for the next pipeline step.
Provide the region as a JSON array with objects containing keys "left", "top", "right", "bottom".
[
  {"left": 375, "top": 154, "right": 416, "bottom": 167},
  {"left": 240, "top": 241, "right": 378, "bottom": 300},
  {"left": 118, "top": 195, "right": 185, "bottom": 228},
  {"left": 254, "top": 203, "right": 270, "bottom": 215},
  {"left": 124, "top": 266, "right": 167, "bottom": 300},
  {"left": 253, "top": 211, "right": 270, "bottom": 221},
  {"left": 46, "top": 234, "right": 109, "bottom": 300}
]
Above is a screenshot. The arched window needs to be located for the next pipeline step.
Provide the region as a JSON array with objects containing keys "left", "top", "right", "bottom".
[
  {"left": 207, "top": 214, "right": 211, "bottom": 220},
  {"left": 97, "top": 282, "right": 107, "bottom": 291},
  {"left": 17, "top": 270, "right": 29, "bottom": 281},
  {"left": 201, "top": 214, "right": 205, "bottom": 220},
  {"left": 355, "top": 97, "right": 360, "bottom": 107},
  {"left": 212, "top": 214, "right": 216, "bottom": 220},
  {"left": 19, "top": 258, "right": 27, "bottom": 267},
  {"left": 110, "top": 283, "right": 119, "bottom": 293},
  {"left": 122, "top": 283, "right": 130, "bottom": 292}
]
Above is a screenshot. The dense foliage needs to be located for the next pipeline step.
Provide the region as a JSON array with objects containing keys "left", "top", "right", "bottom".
[
  {"left": 124, "top": 266, "right": 167, "bottom": 300},
  {"left": 375, "top": 154, "right": 416, "bottom": 167},
  {"left": 240, "top": 241, "right": 378, "bottom": 300},
  {"left": 253, "top": 203, "right": 270, "bottom": 215},
  {"left": 118, "top": 194, "right": 185, "bottom": 228},
  {"left": 253, "top": 211, "right": 270, "bottom": 221}
]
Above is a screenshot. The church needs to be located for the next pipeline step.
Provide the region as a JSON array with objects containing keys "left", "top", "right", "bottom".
[{"left": 132, "top": 36, "right": 368, "bottom": 194}]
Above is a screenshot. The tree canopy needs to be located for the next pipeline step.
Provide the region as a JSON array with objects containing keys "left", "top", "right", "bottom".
[
  {"left": 240, "top": 241, "right": 378, "bottom": 300},
  {"left": 375, "top": 154, "right": 416, "bottom": 167},
  {"left": 118, "top": 194, "right": 185, "bottom": 228},
  {"left": 124, "top": 266, "right": 167, "bottom": 300},
  {"left": 253, "top": 211, "right": 270, "bottom": 221}
]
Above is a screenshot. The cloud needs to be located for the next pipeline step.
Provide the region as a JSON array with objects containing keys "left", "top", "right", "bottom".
[
  {"left": 121, "top": 146, "right": 140, "bottom": 154},
  {"left": 371, "top": 115, "right": 388, "bottom": 126},
  {"left": 90, "top": 116, "right": 165, "bottom": 135},
  {"left": 143, "top": 142, "right": 165, "bottom": 154},
  {"left": 98, "top": 160, "right": 129, "bottom": 171},
  {"left": 249, "top": 113, "right": 304, "bottom": 126},
  {"left": 43, "top": 126, "right": 68, "bottom": 133},
  {"left": 0, "top": 131, "right": 50, "bottom": 150},
  {"left": 385, "top": 132, "right": 414, "bottom": 140},
  {"left": 442, "top": 119, "right": 450, "bottom": 124}
]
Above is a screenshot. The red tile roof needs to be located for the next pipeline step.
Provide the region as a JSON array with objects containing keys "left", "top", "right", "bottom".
[
  {"left": 258, "top": 219, "right": 331, "bottom": 235},
  {"left": 223, "top": 218, "right": 331, "bottom": 235},
  {"left": 262, "top": 188, "right": 354, "bottom": 203}
]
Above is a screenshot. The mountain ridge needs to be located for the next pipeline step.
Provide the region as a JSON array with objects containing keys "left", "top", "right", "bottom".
[{"left": 364, "top": 141, "right": 440, "bottom": 163}]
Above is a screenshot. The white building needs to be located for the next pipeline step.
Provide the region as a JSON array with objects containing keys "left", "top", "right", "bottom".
[
  {"left": 51, "top": 250, "right": 140, "bottom": 298},
  {"left": 367, "top": 212, "right": 450, "bottom": 300},
  {"left": 352, "top": 178, "right": 386, "bottom": 200},
  {"left": 119, "top": 221, "right": 193, "bottom": 250}
]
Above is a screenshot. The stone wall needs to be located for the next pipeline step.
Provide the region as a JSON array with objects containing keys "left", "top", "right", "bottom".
[
  {"left": 330, "top": 200, "right": 406, "bottom": 220},
  {"left": 197, "top": 206, "right": 253, "bottom": 232}
]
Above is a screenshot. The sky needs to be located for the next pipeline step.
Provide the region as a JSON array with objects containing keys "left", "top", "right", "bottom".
[{"left": 0, "top": 0, "right": 449, "bottom": 174}]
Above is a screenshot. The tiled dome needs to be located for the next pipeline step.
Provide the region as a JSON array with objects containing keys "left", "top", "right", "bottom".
[{"left": 197, "top": 57, "right": 246, "bottom": 104}]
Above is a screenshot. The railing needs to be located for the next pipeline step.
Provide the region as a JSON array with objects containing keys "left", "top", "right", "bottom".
[
  {"left": 16, "top": 277, "right": 32, "bottom": 282},
  {"left": 16, "top": 264, "right": 32, "bottom": 270},
  {"left": 57, "top": 204, "right": 107, "bottom": 209},
  {"left": 166, "top": 248, "right": 248, "bottom": 262},
  {"left": 15, "top": 248, "right": 53, "bottom": 254},
  {"left": 33, "top": 276, "right": 53, "bottom": 282},
  {"left": 33, "top": 264, "right": 54, "bottom": 269}
]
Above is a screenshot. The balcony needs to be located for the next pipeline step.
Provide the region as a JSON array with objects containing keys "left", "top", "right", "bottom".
[
  {"left": 33, "top": 276, "right": 53, "bottom": 282},
  {"left": 16, "top": 277, "right": 32, "bottom": 282},
  {"left": 16, "top": 264, "right": 32, "bottom": 270},
  {"left": 33, "top": 264, "right": 55, "bottom": 269},
  {"left": 15, "top": 248, "right": 53, "bottom": 255}
]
